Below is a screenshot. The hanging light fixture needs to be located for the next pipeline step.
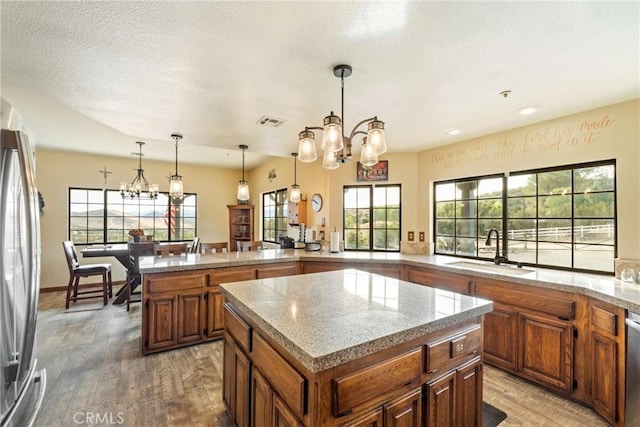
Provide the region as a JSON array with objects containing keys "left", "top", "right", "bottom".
[
  {"left": 359, "top": 136, "right": 379, "bottom": 167},
  {"left": 289, "top": 152, "right": 301, "bottom": 203},
  {"left": 120, "top": 141, "right": 159, "bottom": 199},
  {"left": 169, "top": 133, "right": 184, "bottom": 201},
  {"left": 237, "top": 145, "right": 250, "bottom": 204},
  {"left": 297, "top": 64, "right": 387, "bottom": 169}
]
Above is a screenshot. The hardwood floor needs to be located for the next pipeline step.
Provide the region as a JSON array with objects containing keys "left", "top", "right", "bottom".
[{"left": 35, "top": 291, "right": 608, "bottom": 427}]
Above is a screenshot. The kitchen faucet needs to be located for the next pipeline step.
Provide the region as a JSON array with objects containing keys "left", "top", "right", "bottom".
[{"left": 486, "top": 228, "right": 508, "bottom": 265}]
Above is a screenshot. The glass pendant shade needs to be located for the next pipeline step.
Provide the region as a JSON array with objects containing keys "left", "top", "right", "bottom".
[
  {"left": 367, "top": 120, "right": 387, "bottom": 155},
  {"left": 289, "top": 184, "right": 301, "bottom": 203},
  {"left": 360, "top": 138, "right": 379, "bottom": 167},
  {"left": 169, "top": 175, "right": 183, "bottom": 199},
  {"left": 237, "top": 181, "right": 250, "bottom": 201},
  {"left": 321, "top": 112, "right": 343, "bottom": 152},
  {"left": 322, "top": 149, "right": 339, "bottom": 170},
  {"left": 297, "top": 130, "right": 317, "bottom": 162}
]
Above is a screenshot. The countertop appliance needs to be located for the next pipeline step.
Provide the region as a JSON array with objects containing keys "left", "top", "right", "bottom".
[
  {"left": 626, "top": 311, "right": 640, "bottom": 427},
  {"left": 278, "top": 236, "right": 295, "bottom": 249},
  {"left": 305, "top": 242, "right": 322, "bottom": 251},
  {"left": 1, "top": 99, "right": 46, "bottom": 427}
]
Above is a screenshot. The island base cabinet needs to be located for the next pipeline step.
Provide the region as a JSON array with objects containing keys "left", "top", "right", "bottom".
[
  {"left": 146, "top": 295, "right": 177, "bottom": 352},
  {"left": 383, "top": 388, "right": 422, "bottom": 427},
  {"left": 251, "top": 368, "right": 303, "bottom": 427},
  {"left": 425, "top": 357, "right": 482, "bottom": 427}
]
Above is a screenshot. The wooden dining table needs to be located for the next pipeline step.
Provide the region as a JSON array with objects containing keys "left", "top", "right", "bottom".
[{"left": 81, "top": 243, "right": 134, "bottom": 305}]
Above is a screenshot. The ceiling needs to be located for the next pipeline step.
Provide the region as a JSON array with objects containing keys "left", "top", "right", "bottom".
[{"left": 1, "top": 1, "right": 638, "bottom": 169}]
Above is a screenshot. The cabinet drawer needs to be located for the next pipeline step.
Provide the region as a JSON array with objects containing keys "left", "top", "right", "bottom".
[
  {"left": 224, "top": 304, "right": 252, "bottom": 352},
  {"left": 257, "top": 262, "right": 298, "bottom": 278},
  {"left": 145, "top": 272, "right": 205, "bottom": 294},
  {"left": 407, "top": 267, "right": 471, "bottom": 294},
  {"left": 209, "top": 268, "right": 256, "bottom": 286},
  {"left": 252, "top": 333, "right": 306, "bottom": 419},
  {"left": 333, "top": 348, "right": 422, "bottom": 417},
  {"left": 425, "top": 325, "right": 481, "bottom": 374},
  {"left": 590, "top": 305, "right": 618, "bottom": 336}
]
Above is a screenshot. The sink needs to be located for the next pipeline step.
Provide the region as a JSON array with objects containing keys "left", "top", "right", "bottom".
[{"left": 446, "top": 261, "right": 534, "bottom": 276}]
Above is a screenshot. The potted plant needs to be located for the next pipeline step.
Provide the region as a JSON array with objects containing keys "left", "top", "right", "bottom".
[{"left": 128, "top": 229, "right": 145, "bottom": 242}]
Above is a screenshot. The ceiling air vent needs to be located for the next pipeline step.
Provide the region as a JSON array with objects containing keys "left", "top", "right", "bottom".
[{"left": 257, "top": 116, "right": 286, "bottom": 128}]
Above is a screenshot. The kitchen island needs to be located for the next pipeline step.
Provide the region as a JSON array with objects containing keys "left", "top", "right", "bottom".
[{"left": 219, "top": 269, "right": 493, "bottom": 426}]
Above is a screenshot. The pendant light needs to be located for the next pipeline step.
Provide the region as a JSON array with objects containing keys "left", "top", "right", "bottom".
[
  {"left": 237, "top": 145, "right": 250, "bottom": 204},
  {"left": 297, "top": 64, "right": 387, "bottom": 169},
  {"left": 169, "top": 133, "right": 184, "bottom": 200},
  {"left": 359, "top": 136, "right": 379, "bottom": 167},
  {"left": 289, "top": 153, "right": 301, "bottom": 203},
  {"left": 120, "top": 141, "right": 159, "bottom": 199}
]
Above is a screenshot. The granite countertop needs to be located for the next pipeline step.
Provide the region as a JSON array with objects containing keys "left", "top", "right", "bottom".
[
  {"left": 138, "top": 249, "right": 640, "bottom": 312},
  {"left": 220, "top": 269, "right": 493, "bottom": 373}
]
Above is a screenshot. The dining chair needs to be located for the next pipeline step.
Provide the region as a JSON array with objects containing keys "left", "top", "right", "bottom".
[
  {"left": 156, "top": 242, "right": 189, "bottom": 257},
  {"left": 189, "top": 237, "right": 200, "bottom": 254},
  {"left": 127, "top": 242, "right": 156, "bottom": 311},
  {"left": 237, "top": 241, "right": 263, "bottom": 252},
  {"left": 200, "top": 242, "right": 229, "bottom": 254},
  {"left": 62, "top": 241, "right": 113, "bottom": 309}
]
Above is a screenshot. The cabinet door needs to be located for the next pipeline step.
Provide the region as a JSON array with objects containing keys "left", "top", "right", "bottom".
[
  {"left": 590, "top": 332, "right": 617, "bottom": 424},
  {"left": 425, "top": 370, "right": 456, "bottom": 427},
  {"left": 206, "top": 290, "right": 225, "bottom": 337},
  {"left": 483, "top": 304, "right": 517, "bottom": 371},
  {"left": 177, "top": 290, "right": 205, "bottom": 344},
  {"left": 518, "top": 311, "right": 573, "bottom": 392},
  {"left": 223, "top": 336, "right": 251, "bottom": 427},
  {"left": 457, "top": 358, "right": 482, "bottom": 427},
  {"left": 252, "top": 368, "right": 273, "bottom": 427},
  {"left": 146, "top": 294, "right": 177, "bottom": 352},
  {"left": 342, "top": 408, "right": 383, "bottom": 427},
  {"left": 273, "top": 395, "right": 303, "bottom": 427},
  {"left": 384, "top": 387, "right": 422, "bottom": 427}
]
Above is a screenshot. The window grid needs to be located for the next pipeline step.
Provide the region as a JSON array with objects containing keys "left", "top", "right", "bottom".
[
  {"left": 68, "top": 188, "right": 197, "bottom": 244},
  {"left": 343, "top": 184, "right": 401, "bottom": 252},
  {"left": 434, "top": 160, "right": 616, "bottom": 274},
  {"left": 262, "top": 188, "right": 288, "bottom": 243}
]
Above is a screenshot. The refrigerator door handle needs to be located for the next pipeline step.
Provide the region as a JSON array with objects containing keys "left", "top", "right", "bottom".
[
  {"left": 1, "top": 364, "right": 46, "bottom": 427},
  {"left": 14, "top": 131, "right": 40, "bottom": 381}
]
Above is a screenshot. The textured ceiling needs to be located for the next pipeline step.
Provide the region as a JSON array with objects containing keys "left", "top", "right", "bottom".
[{"left": 1, "top": 1, "right": 638, "bottom": 168}]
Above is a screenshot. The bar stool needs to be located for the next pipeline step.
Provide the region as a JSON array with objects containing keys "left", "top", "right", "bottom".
[
  {"left": 237, "top": 241, "right": 263, "bottom": 252},
  {"left": 62, "top": 241, "right": 112, "bottom": 309},
  {"left": 127, "top": 242, "right": 156, "bottom": 311}
]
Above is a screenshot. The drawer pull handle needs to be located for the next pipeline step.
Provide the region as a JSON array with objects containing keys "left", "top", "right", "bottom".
[
  {"left": 470, "top": 350, "right": 478, "bottom": 355},
  {"left": 428, "top": 369, "right": 438, "bottom": 374},
  {"left": 404, "top": 379, "right": 419, "bottom": 387},
  {"left": 337, "top": 409, "right": 353, "bottom": 418},
  {"left": 558, "top": 316, "right": 570, "bottom": 321}
]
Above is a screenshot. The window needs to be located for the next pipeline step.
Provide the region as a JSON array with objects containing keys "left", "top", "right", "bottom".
[
  {"left": 434, "top": 160, "right": 616, "bottom": 273},
  {"left": 343, "top": 184, "right": 401, "bottom": 251},
  {"left": 262, "top": 188, "right": 288, "bottom": 243},
  {"left": 69, "top": 188, "right": 197, "bottom": 244}
]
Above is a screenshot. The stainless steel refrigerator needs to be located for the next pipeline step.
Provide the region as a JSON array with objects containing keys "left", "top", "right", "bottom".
[{"left": 1, "top": 101, "right": 46, "bottom": 427}]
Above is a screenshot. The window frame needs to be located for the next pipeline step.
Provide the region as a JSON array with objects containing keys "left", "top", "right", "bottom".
[
  {"left": 433, "top": 159, "right": 617, "bottom": 274},
  {"left": 343, "top": 184, "right": 401, "bottom": 252},
  {"left": 262, "top": 188, "right": 288, "bottom": 244},
  {"left": 68, "top": 187, "right": 197, "bottom": 244}
]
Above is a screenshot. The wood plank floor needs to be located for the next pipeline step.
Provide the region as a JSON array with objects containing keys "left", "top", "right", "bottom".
[{"left": 34, "top": 291, "right": 608, "bottom": 427}]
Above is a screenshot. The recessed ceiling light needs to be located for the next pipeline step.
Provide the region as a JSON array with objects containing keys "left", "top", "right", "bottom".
[
  {"left": 445, "top": 128, "right": 461, "bottom": 135},
  {"left": 518, "top": 106, "right": 540, "bottom": 115}
]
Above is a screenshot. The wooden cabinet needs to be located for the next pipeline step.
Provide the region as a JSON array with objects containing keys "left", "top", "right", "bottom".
[
  {"left": 301, "top": 261, "right": 401, "bottom": 279},
  {"left": 383, "top": 388, "right": 422, "bottom": 427},
  {"left": 146, "top": 294, "right": 177, "bottom": 352},
  {"left": 287, "top": 200, "right": 307, "bottom": 226},
  {"left": 228, "top": 204, "right": 254, "bottom": 252},
  {"left": 406, "top": 266, "right": 472, "bottom": 295},
  {"left": 223, "top": 333, "right": 251, "bottom": 427},
  {"left": 177, "top": 290, "right": 206, "bottom": 344},
  {"left": 474, "top": 276, "right": 576, "bottom": 395},
  {"left": 425, "top": 358, "right": 482, "bottom": 427},
  {"left": 206, "top": 289, "right": 225, "bottom": 337},
  {"left": 588, "top": 300, "right": 625, "bottom": 426}
]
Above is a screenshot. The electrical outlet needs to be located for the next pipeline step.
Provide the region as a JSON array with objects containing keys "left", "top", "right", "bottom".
[
  {"left": 419, "top": 232, "right": 425, "bottom": 242},
  {"left": 408, "top": 231, "right": 415, "bottom": 241}
]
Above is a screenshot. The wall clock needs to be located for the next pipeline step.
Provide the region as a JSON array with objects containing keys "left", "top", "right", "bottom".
[{"left": 311, "top": 193, "right": 323, "bottom": 212}]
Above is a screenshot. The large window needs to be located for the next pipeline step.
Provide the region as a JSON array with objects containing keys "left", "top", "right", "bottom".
[
  {"left": 343, "top": 184, "right": 401, "bottom": 251},
  {"left": 262, "top": 188, "right": 288, "bottom": 243},
  {"left": 69, "top": 188, "right": 197, "bottom": 244},
  {"left": 434, "top": 160, "right": 616, "bottom": 273}
]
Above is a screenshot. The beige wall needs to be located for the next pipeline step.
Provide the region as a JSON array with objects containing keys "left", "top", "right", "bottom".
[
  {"left": 417, "top": 99, "right": 640, "bottom": 259},
  {"left": 36, "top": 99, "right": 640, "bottom": 290},
  {"left": 37, "top": 148, "right": 242, "bottom": 288}
]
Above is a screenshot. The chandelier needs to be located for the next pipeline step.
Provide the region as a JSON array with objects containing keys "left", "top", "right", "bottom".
[
  {"left": 237, "top": 144, "right": 250, "bottom": 204},
  {"left": 297, "top": 64, "right": 387, "bottom": 170},
  {"left": 120, "top": 141, "right": 158, "bottom": 199},
  {"left": 289, "top": 152, "right": 301, "bottom": 203},
  {"left": 169, "top": 133, "right": 184, "bottom": 201}
]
